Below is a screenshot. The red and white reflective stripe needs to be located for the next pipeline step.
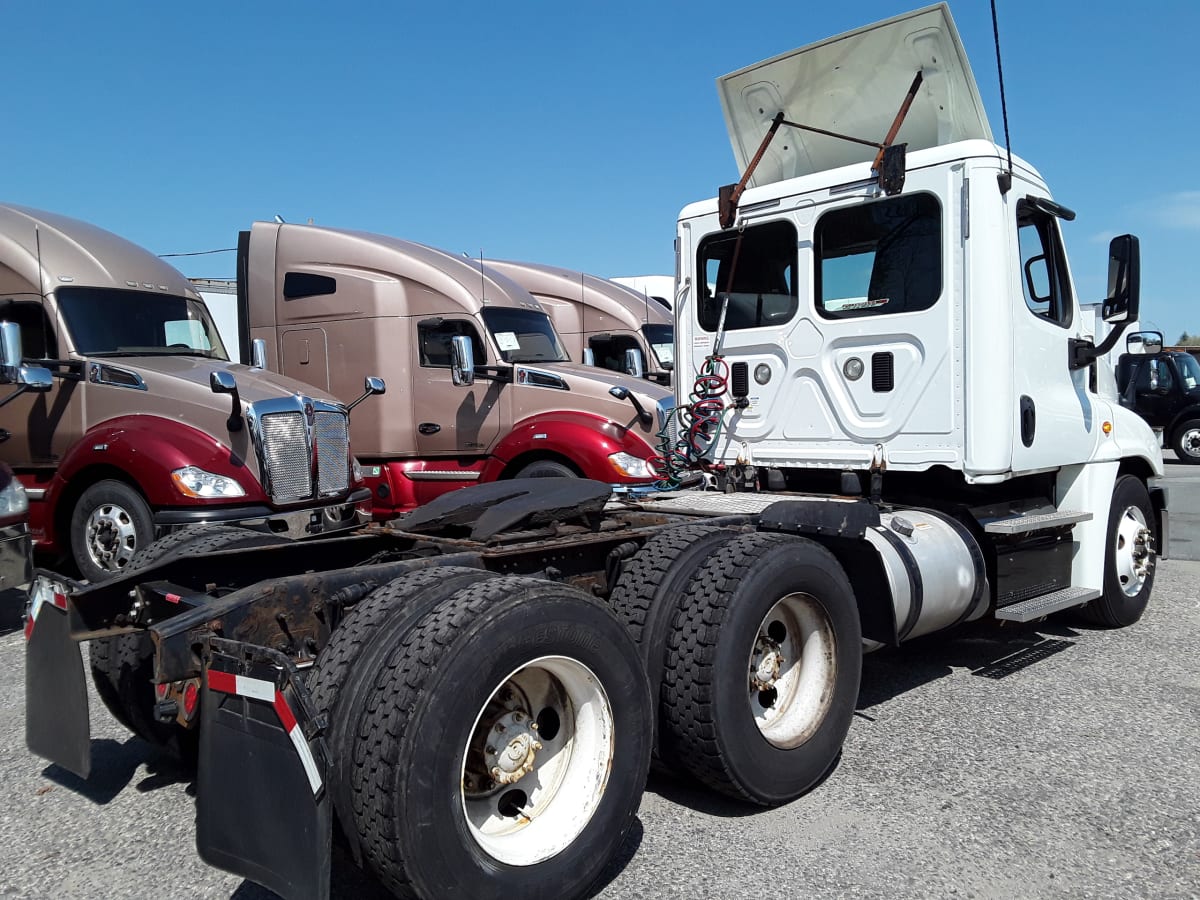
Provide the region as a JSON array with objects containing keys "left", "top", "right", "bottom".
[
  {"left": 24, "top": 583, "right": 68, "bottom": 641},
  {"left": 207, "top": 669, "right": 322, "bottom": 794}
]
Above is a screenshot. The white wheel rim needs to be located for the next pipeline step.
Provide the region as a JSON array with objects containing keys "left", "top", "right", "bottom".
[
  {"left": 748, "top": 592, "right": 837, "bottom": 749},
  {"left": 1181, "top": 428, "right": 1200, "bottom": 458},
  {"left": 1113, "top": 505, "right": 1153, "bottom": 597},
  {"left": 85, "top": 502, "right": 140, "bottom": 572},
  {"left": 460, "top": 655, "right": 613, "bottom": 866}
]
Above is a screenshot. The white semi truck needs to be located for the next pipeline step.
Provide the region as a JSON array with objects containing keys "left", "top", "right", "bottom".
[{"left": 25, "top": 5, "right": 1165, "bottom": 899}]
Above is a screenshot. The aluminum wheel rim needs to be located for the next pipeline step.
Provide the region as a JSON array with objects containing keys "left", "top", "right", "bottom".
[
  {"left": 1181, "top": 427, "right": 1200, "bottom": 458},
  {"left": 748, "top": 592, "right": 837, "bottom": 749},
  {"left": 85, "top": 502, "right": 139, "bottom": 572},
  {"left": 1113, "top": 505, "right": 1153, "bottom": 597},
  {"left": 460, "top": 655, "right": 613, "bottom": 866}
]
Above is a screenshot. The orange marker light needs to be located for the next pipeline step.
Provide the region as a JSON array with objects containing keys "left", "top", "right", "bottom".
[{"left": 1102, "top": 421, "right": 1113, "bottom": 435}]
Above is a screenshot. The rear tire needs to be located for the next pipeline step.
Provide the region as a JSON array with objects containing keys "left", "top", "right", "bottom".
[
  {"left": 354, "top": 575, "right": 652, "bottom": 900},
  {"left": 89, "top": 526, "right": 285, "bottom": 754},
  {"left": 1079, "top": 475, "right": 1157, "bottom": 627},
  {"left": 608, "top": 523, "right": 743, "bottom": 759},
  {"left": 70, "top": 479, "right": 154, "bottom": 582},
  {"left": 1170, "top": 418, "right": 1200, "bottom": 464},
  {"left": 307, "top": 565, "right": 499, "bottom": 844},
  {"left": 661, "top": 532, "right": 861, "bottom": 805}
]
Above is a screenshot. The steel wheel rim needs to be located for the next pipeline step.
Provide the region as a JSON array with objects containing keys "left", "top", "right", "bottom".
[
  {"left": 1182, "top": 427, "right": 1200, "bottom": 458},
  {"left": 748, "top": 592, "right": 837, "bottom": 749},
  {"left": 460, "top": 655, "right": 613, "bottom": 866},
  {"left": 85, "top": 502, "right": 139, "bottom": 572},
  {"left": 1113, "top": 505, "right": 1153, "bottom": 597}
]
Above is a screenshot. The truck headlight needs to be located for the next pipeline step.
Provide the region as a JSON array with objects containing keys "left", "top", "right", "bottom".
[
  {"left": 170, "top": 466, "right": 247, "bottom": 499},
  {"left": 608, "top": 451, "right": 654, "bottom": 479},
  {"left": 0, "top": 479, "right": 28, "bottom": 517}
]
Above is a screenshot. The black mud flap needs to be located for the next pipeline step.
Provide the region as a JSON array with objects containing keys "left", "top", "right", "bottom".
[
  {"left": 24, "top": 577, "right": 90, "bottom": 779},
  {"left": 197, "top": 638, "right": 331, "bottom": 900}
]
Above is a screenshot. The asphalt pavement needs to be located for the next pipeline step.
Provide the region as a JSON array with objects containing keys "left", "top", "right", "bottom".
[{"left": 2, "top": 467, "right": 1197, "bottom": 900}]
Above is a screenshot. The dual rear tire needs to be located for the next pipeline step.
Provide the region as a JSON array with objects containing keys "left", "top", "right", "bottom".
[
  {"left": 310, "top": 570, "right": 652, "bottom": 900},
  {"left": 611, "top": 527, "right": 862, "bottom": 805}
]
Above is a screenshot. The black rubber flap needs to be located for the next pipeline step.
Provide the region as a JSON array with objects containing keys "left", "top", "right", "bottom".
[
  {"left": 24, "top": 598, "right": 91, "bottom": 779},
  {"left": 396, "top": 477, "right": 612, "bottom": 540},
  {"left": 758, "top": 498, "right": 881, "bottom": 539},
  {"left": 197, "top": 642, "right": 331, "bottom": 900}
]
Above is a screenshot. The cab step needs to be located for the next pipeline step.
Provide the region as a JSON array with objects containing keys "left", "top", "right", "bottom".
[
  {"left": 983, "top": 509, "right": 1092, "bottom": 535},
  {"left": 994, "top": 586, "right": 1100, "bottom": 622}
]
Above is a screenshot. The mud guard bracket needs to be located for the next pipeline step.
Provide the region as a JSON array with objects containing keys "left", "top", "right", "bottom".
[
  {"left": 197, "top": 637, "right": 331, "bottom": 900},
  {"left": 24, "top": 576, "right": 91, "bottom": 779}
]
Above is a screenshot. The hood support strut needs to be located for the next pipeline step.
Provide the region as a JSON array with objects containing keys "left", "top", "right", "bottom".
[{"left": 718, "top": 71, "right": 924, "bottom": 229}]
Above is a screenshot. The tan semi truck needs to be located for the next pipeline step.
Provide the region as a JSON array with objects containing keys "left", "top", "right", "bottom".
[
  {"left": 240, "top": 222, "right": 673, "bottom": 517},
  {"left": 0, "top": 204, "right": 375, "bottom": 580},
  {"left": 484, "top": 260, "right": 674, "bottom": 385}
]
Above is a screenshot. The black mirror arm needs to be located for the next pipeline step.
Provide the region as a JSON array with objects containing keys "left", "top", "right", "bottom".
[{"left": 1068, "top": 319, "right": 1131, "bottom": 371}]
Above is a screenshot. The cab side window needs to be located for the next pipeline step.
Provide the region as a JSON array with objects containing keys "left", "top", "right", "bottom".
[
  {"left": 587, "top": 334, "right": 640, "bottom": 374},
  {"left": 0, "top": 298, "right": 58, "bottom": 359},
  {"left": 696, "top": 220, "right": 798, "bottom": 332},
  {"left": 418, "top": 319, "right": 486, "bottom": 368},
  {"left": 1016, "top": 199, "right": 1073, "bottom": 327},
  {"left": 815, "top": 192, "right": 942, "bottom": 318}
]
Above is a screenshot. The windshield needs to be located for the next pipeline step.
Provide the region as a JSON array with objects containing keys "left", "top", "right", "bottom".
[
  {"left": 642, "top": 324, "right": 674, "bottom": 367},
  {"left": 480, "top": 307, "right": 569, "bottom": 363},
  {"left": 57, "top": 287, "right": 229, "bottom": 359},
  {"left": 1176, "top": 353, "right": 1200, "bottom": 391}
]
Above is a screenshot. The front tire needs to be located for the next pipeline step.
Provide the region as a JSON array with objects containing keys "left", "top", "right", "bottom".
[
  {"left": 1079, "top": 475, "right": 1157, "bottom": 627},
  {"left": 355, "top": 575, "right": 652, "bottom": 900},
  {"left": 661, "top": 532, "right": 862, "bottom": 805},
  {"left": 70, "top": 479, "right": 154, "bottom": 582},
  {"left": 513, "top": 459, "right": 578, "bottom": 479},
  {"left": 1170, "top": 418, "right": 1200, "bottom": 464}
]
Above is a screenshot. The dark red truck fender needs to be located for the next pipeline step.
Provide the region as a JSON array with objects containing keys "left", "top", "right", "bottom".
[
  {"left": 29, "top": 415, "right": 265, "bottom": 551},
  {"left": 483, "top": 410, "right": 659, "bottom": 484}
]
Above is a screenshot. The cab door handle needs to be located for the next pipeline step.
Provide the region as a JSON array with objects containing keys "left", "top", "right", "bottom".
[{"left": 418, "top": 423, "right": 441, "bottom": 435}]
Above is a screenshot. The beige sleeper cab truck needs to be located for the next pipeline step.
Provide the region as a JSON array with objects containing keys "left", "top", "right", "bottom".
[
  {"left": 485, "top": 260, "right": 675, "bottom": 386},
  {"left": 0, "top": 204, "right": 374, "bottom": 580},
  {"left": 240, "top": 221, "right": 673, "bottom": 517},
  {"left": 21, "top": 7, "right": 1169, "bottom": 900}
]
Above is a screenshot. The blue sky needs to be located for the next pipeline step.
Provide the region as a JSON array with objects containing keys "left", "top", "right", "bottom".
[{"left": 4, "top": 1, "right": 1197, "bottom": 341}]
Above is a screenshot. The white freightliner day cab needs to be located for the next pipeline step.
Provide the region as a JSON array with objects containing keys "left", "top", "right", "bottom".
[{"left": 23, "top": 6, "right": 1166, "bottom": 900}]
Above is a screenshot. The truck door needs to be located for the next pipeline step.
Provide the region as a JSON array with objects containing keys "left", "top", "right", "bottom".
[
  {"left": 0, "top": 298, "right": 82, "bottom": 468},
  {"left": 1127, "top": 356, "right": 1177, "bottom": 429},
  {"left": 411, "top": 318, "right": 506, "bottom": 457},
  {"left": 1008, "top": 189, "right": 1098, "bottom": 472}
]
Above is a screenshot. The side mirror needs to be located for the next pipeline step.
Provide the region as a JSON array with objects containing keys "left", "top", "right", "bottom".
[
  {"left": 1126, "top": 331, "right": 1163, "bottom": 355},
  {"left": 582, "top": 347, "right": 596, "bottom": 367},
  {"left": 347, "top": 375, "right": 386, "bottom": 412},
  {"left": 0, "top": 321, "right": 53, "bottom": 391},
  {"left": 624, "top": 348, "right": 645, "bottom": 379},
  {"left": 1102, "top": 235, "right": 1140, "bottom": 324},
  {"left": 210, "top": 370, "right": 243, "bottom": 432},
  {"left": 250, "top": 338, "right": 268, "bottom": 369},
  {"left": 450, "top": 335, "right": 475, "bottom": 387}
]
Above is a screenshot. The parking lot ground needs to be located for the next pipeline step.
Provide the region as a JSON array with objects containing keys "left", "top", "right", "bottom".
[
  {"left": 2, "top": 461, "right": 1197, "bottom": 900},
  {"left": 3, "top": 554, "right": 1196, "bottom": 900}
]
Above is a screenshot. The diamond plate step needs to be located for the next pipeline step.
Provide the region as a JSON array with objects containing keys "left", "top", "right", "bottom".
[
  {"left": 983, "top": 509, "right": 1092, "bottom": 535},
  {"left": 994, "top": 586, "right": 1100, "bottom": 622}
]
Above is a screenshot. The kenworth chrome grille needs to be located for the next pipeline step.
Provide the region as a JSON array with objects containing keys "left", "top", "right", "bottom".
[
  {"left": 314, "top": 410, "right": 350, "bottom": 496},
  {"left": 260, "top": 412, "right": 312, "bottom": 503},
  {"left": 248, "top": 397, "right": 351, "bottom": 505}
]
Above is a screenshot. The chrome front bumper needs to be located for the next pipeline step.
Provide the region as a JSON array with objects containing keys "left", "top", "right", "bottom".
[{"left": 0, "top": 522, "right": 33, "bottom": 594}]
